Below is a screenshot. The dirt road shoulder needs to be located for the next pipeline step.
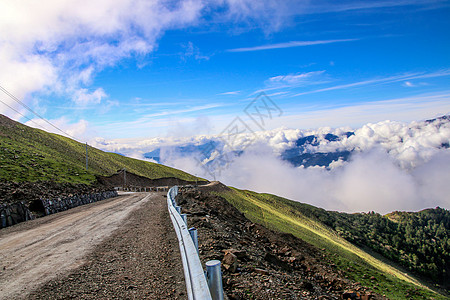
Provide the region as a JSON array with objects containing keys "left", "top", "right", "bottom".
[{"left": 0, "top": 192, "right": 186, "bottom": 299}]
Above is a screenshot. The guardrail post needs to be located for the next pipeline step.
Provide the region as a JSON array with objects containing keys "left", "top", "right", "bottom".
[
  {"left": 206, "top": 260, "right": 224, "bottom": 300},
  {"left": 175, "top": 206, "right": 181, "bottom": 214},
  {"left": 188, "top": 227, "right": 198, "bottom": 253},
  {"left": 181, "top": 213, "right": 188, "bottom": 225}
]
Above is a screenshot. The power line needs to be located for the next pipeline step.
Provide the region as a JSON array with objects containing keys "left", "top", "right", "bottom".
[
  {"left": 0, "top": 86, "right": 90, "bottom": 171},
  {"left": 0, "top": 84, "right": 81, "bottom": 142},
  {"left": 0, "top": 97, "right": 49, "bottom": 131}
]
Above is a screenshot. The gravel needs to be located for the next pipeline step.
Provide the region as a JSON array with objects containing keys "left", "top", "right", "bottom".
[
  {"left": 1, "top": 182, "right": 388, "bottom": 300},
  {"left": 176, "top": 185, "right": 386, "bottom": 300},
  {"left": 1, "top": 192, "right": 186, "bottom": 300}
]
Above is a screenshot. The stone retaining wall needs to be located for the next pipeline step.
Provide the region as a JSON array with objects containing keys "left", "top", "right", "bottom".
[
  {"left": 0, "top": 202, "right": 34, "bottom": 229},
  {"left": 41, "top": 191, "right": 118, "bottom": 216},
  {"left": 0, "top": 190, "right": 118, "bottom": 229}
]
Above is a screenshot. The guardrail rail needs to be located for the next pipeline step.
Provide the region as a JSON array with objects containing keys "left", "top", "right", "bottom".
[{"left": 167, "top": 186, "right": 220, "bottom": 300}]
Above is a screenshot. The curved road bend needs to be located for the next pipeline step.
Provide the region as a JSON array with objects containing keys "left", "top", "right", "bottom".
[{"left": 0, "top": 192, "right": 186, "bottom": 299}]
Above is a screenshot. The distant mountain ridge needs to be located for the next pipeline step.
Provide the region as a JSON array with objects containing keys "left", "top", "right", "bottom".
[
  {"left": 144, "top": 140, "right": 221, "bottom": 163},
  {"left": 142, "top": 133, "right": 355, "bottom": 168},
  {"left": 143, "top": 114, "right": 450, "bottom": 170},
  {"left": 281, "top": 132, "right": 354, "bottom": 168}
]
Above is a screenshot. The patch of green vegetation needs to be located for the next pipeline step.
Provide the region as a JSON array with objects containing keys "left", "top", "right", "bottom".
[
  {"left": 215, "top": 188, "right": 446, "bottom": 299},
  {"left": 0, "top": 115, "right": 201, "bottom": 184},
  {"left": 315, "top": 208, "right": 449, "bottom": 285},
  {"left": 226, "top": 188, "right": 449, "bottom": 286}
]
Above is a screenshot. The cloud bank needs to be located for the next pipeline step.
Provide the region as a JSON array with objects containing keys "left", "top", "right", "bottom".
[
  {"left": 153, "top": 116, "right": 450, "bottom": 214},
  {"left": 216, "top": 145, "right": 450, "bottom": 214}
]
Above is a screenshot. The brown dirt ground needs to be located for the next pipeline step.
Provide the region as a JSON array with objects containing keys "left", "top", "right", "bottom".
[
  {"left": 0, "top": 192, "right": 186, "bottom": 300},
  {"left": 97, "top": 172, "right": 208, "bottom": 188},
  {"left": 177, "top": 185, "right": 386, "bottom": 300},
  {"left": 1, "top": 181, "right": 390, "bottom": 300},
  {"left": 0, "top": 180, "right": 111, "bottom": 205}
]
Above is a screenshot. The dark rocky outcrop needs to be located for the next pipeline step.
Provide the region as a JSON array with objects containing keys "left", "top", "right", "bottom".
[{"left": 97, "top": 171, "right": 208, "bottom": 187}]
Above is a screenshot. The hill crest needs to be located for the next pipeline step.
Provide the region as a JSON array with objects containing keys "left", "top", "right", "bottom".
[{"left": 0, "top": 113, "right": 203, "bottom": 193}]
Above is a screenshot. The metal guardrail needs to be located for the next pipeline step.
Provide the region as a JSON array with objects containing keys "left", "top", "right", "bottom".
[
  {"left": 167, "top": 186, "right": 214, "bottom": 300},
  {"left": 115, "top": 186, "right": 169, "bottom": 192}
]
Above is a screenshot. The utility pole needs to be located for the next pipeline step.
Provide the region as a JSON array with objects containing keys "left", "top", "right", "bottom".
[{"left": 85, "top": 143, "right": 88, "bottom": 170}]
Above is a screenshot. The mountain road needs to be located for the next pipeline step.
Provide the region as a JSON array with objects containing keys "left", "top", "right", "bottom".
[{"left": 0, "top": 192, "right": 186, "bottom": 299}]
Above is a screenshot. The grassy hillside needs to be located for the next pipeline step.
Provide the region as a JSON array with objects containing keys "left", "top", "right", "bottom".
[
  {"left": 215, "top": 188, "right": 447, "bottom": 299},
  {"left": 316, "top": 208, "right": 449, "bottom": 286},
  {"left": 0, "top": 114, "right": 200, "bottom": 184}
]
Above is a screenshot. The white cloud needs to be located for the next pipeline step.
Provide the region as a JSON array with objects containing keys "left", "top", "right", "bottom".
[
  {"left": 100, "top": 113, "right": 450, "bottom": 169},
  {"left": 164, "top": 144, "right": 411, "bottom": 213},
  {"left": 0, "top": 46, "right": 57, "bottom": 117},
  {"left": 87, "top": 113, "right": 450, "bottom": 213},
  {"left": 152, "top": 116, "right": 450, "bottom": 213},
  {"left": 72, "top": 88, "right": 107, "bottom": 106},
  {"left": 341, "top": 119, "right": 450, "bottom": 169},
  {"left": 412, "top": 151, "right": 450, "bottom": 209},
  {"left": 0, "top": 0, "right": 203, "bottom": 113},
  {"left": 268, "top": 92, "right": 450, "bottom": 130},
  {"left": 1, "top": 0, "right": 444, "bottom": 115},
  {"left": 266, "top": 91, "right": 289, "bottom": 97},
  {"left": 227, "top": 39, "right": 358, "bottom": 52},
  {"left": 292, "top": 69, "right": 450, "bottom": 97},
  {"left": 218, "top": 91, "right": 241, "bottom": 95},
  {"left": 331, "top": 149, "right": 421, "bottom": 212},
  {"left": 182, "top": 41, "right": 210, "bottom": 61},
  {"left": 25, "top": 117, "right": 90, "bottom": 141},
  {"left": 181, "top": 145, "right": 448, "bottom": 214},
  {"left": 304, "top": 0, "right": 446, "bottom": 14},
  {"left": 268, "top": 71, "right": 326, "bottom": 86},
  {"left": 0, "top": 0, "right": 283, "bottom": 117},
  {"left": 138, "top": 103, "right": 223, "bottom": 120}
]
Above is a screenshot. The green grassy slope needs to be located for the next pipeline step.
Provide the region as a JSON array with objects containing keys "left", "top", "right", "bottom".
[
  {"left": 0, "top": 115, "right": 200, "bottom": 184},
  {"left": 216, "top": 188, "right": 446, "bottom": 300},
  {"left": 316, "top": 208, "right": 449, "bottom": 285}
]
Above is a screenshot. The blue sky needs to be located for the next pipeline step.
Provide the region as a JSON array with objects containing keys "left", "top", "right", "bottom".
[{"left": 0, "top": 0, "right": 449, "bottom": 140}]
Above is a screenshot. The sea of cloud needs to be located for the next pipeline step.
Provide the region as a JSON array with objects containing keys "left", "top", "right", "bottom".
[{"left": 104, "top": 117, "right": 450, "bottom": 214}]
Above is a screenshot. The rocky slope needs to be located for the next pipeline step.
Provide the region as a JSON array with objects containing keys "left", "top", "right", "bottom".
[{"left": 177, "top": 185, "right": 387, "bottom": 299}]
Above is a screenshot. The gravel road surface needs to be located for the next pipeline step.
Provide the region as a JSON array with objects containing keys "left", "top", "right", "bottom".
[{"left": 0, "top": 192, "right": 186, "bottom": 299}]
